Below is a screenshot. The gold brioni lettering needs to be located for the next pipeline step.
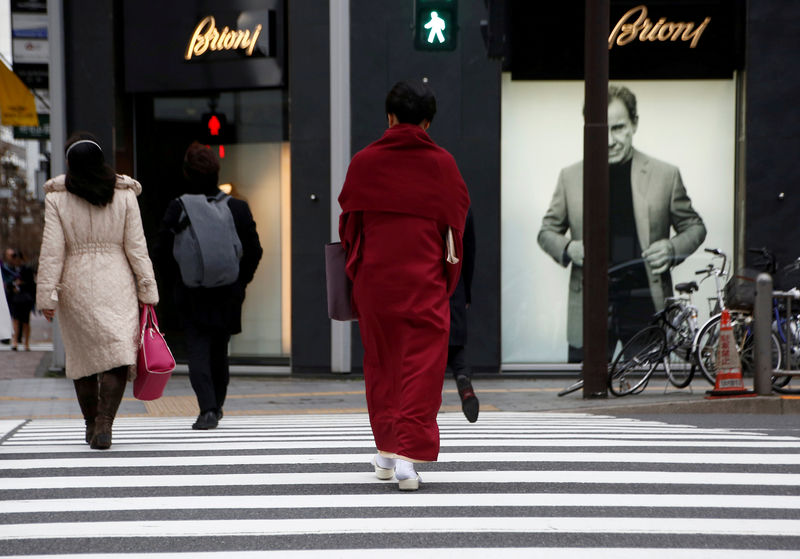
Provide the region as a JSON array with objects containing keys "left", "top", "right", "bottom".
[
  {"left": 185, "top": 16, "right": 263, "bottom": 60},
  {"left": 608, "top": 5, "right": 711, "bottom": 50}
]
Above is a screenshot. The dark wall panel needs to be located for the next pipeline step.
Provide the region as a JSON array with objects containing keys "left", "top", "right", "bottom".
[
  {"left": 350, "top": 0, "right": 502, "bottom": 372},
  {"left": 64, "top": 0, "right": 115, "bottom": 160},
  {"left": 744, "top": 0, "right": 800, "bottom": 273},
  {"left": 289, "top": 1, "right": 332, "bottom": 371}
]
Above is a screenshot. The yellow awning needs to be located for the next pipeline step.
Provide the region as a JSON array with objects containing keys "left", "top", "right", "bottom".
[{"left": 0, "top": 60, "right": 38, "bottom": 127}]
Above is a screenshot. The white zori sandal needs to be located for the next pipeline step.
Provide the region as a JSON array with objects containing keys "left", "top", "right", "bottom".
[{"left": 372, "top": 454, "right": 396, "bottom": 480}]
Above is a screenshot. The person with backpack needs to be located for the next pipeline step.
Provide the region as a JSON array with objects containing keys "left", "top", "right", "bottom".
[{"left": 157, "top": 142, "right": 262, "bottom": 430}]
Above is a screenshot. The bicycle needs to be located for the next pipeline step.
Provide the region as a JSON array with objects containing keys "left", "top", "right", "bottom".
[
  {"left": 770, "top": 286, "right": 800, "bottom": 393},
  {"left": 693, "top": 247, "right": 786, "bottom": 387},
  {"left": 558, "top": 259, "right": 662, "bottom": 397},
  {"left": 607, "top": 248, "right": 724, "bottom": 396},
  {"left": 727, "top": 249, "right": 800, "bottom": 393},
  {"left": 758, "top": 250, "right": 800, "bottom": 393}
]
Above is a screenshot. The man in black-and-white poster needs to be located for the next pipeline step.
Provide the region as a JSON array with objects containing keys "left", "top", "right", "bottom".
[{"left": 537, "top": 84, "right": 707, "bottom": 362}]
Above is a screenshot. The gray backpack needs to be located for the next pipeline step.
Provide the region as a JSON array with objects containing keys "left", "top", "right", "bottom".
[{"left": 172, "top": 192, "right": 243, "bottom": 288}]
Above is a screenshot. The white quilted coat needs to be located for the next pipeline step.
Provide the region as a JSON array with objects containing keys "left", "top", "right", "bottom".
[{"left": 36, "top": 174, "right": 159, "bottom": 379}]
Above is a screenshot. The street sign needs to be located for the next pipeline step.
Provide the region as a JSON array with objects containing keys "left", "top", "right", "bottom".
[{"left": 14, "top": 113, "right": 49, "bottom": 139}]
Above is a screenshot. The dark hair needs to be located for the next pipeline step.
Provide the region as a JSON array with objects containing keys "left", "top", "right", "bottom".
[
  {"left": 64, "top": 132, "right": 117, "bottom": 206},
  {"left": 385, "top": 79, "right": 437, "bottom": 124},
  {"left": 182, "top": 142, "right": 220, "bottom": 195},
  {"left": 608, "top": 84, "right": 638, "bottom": 125}
]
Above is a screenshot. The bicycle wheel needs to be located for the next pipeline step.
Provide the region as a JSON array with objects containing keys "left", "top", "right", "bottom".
[
  {"left": 739, "top": 330, "right": 782, "bottom": 376},
  {"left": 741, "top": 330, "right": 789, "bottom": 391},
  {"left": 694, "top": 314, "right": 722, "bottom": 384},
  {"left": 695, "top": 314, "right": 782, "bottom": 385},
  {"left": 771, "top": 315, "right": 798, "bottom": 391},
  {"left": 772, "top": 372, "right": 793, "bottom": 391},
  {"left": 663, "top": 304, "right": 696, "bottom": 388},
  {"left": 665, "top": 352, "right": 694, "bottom": 388},
  {"left": 608, "top": 326, "right": 666, "bottom": 397}
]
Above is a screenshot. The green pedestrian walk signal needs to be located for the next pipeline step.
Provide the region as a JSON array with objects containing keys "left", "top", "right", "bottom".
[{"left": 414, "top": 0, "right": 458, "bottom": 51}]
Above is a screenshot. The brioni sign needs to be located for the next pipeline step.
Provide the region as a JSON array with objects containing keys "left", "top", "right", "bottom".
[
  {"left": 509, "top": 0, "right": 743, "bottom": 80},
  {"left": 608, "top": 5, "right": 711, "bottom": 50},
  {"left": 185, "top": 16, "right": 263, "bottom": 60},
  {"left": 124, "top": 0, "right": 285, "bottom": 92}
]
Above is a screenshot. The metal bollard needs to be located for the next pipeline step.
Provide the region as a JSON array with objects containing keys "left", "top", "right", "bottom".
[{"left": 754, "top": 273, "right": 773, "bottom": 395}]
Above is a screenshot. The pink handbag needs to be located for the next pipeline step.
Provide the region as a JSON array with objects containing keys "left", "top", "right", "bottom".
[{"left": 134, "top": 304, "right": 176, "bottom": 401}]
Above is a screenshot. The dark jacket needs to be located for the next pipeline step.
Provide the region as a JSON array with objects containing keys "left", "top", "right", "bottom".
[
  {"left": 157, "top": 195, "right": 262, "bottom": 335},
  {"left": 3, "top": 262, "right": 35, "bottom": 316},
  {"left": 449, "top": 207, "right": 475, "bottom": 346}
]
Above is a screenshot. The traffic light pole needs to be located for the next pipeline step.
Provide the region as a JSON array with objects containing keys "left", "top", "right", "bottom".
[
  {"left": 47, "top": 0, "right": 67, "bottom": 373},
  {"left": 329, "top": 0, "right": 352, "bottom": 373},
  {"left": 582, "top": 0, "right": 609, "bottom": 398}
]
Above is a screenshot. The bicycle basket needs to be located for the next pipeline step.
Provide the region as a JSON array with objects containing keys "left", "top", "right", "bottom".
[{"left": 723, "top": 268, "right": 759, "bottom": 311}]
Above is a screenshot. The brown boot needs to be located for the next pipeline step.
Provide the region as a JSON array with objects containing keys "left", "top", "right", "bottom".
[
  {"left": 73, "top": 375, "right": 99, "bottom": 443},
  {"left": 90, "top": 367, "right": 128, "bottom": 450}
]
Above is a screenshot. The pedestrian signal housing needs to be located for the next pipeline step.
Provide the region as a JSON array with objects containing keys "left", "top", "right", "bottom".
[{"left": 414, "top": 0, "right": 458, "bottom": 51}]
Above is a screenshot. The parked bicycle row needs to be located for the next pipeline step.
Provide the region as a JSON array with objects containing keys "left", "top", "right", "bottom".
[{"left": 561, "top": 247, "right": 800, "bottom": 397}]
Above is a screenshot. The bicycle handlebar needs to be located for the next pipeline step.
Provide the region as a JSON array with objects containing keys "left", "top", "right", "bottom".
[
  {"left": 748, "top": 247, "right": 771, "bottom": 255},
  {"left": 703, "top": 248, "right": 727, "bottom": 277},
  {"left": 747, "top": 246, "right": 777, "bottom": 274},
  {"left": 774, "top": 288, "right": 800, "bottom": 299}
]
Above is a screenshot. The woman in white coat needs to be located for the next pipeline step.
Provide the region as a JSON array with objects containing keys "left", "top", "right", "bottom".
[{"left": 36, "top": 132, "right": 159, "bottom": 449}]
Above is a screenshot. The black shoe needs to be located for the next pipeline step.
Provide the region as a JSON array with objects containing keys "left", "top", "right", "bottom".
[
  {"left": 192, "top": 410, "right": 219, "bottom": 430},
  {"left": 215, "top": 409, "right": 223, "bottom": 421},
  {"left": 456, "top": 376, "right": 479, "bottom": 423}
]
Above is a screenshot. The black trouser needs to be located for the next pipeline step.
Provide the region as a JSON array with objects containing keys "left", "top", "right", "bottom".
[
  {"left": 446, "top": 345, "right": 471, "bottom": 380},
  {"left": 184, "top": 322, "right": 231, "bottom": 414}
]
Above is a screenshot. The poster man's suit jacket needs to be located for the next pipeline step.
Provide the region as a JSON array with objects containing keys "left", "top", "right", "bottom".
[{"left": 537, "top": 149, "right": 707, "bottom": 348}]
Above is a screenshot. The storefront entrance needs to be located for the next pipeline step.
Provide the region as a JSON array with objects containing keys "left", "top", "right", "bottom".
[{"left": 133, "top": 90, "right": 290, "bottom": 364}]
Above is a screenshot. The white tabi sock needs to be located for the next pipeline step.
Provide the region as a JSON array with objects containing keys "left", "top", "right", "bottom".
[
  {"left": 395, "top": 459, "right": 418, "bottom": 480},
  {"left": 375, "top": 454, "right": 396, "bottom": 469}
]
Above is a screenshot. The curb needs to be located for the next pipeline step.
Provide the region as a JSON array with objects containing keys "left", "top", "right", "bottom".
[{"left": 566, "top": 395, "right": 800, "bottom": 415}]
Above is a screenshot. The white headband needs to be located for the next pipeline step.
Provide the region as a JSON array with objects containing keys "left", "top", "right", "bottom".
[{"left": 65, "top": 140, "right": 103, "bottom": 159}]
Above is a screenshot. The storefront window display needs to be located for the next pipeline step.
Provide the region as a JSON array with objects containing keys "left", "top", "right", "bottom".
[
  {"left": 147, "top": 91, "right": 290, "bottom": 359},
  {"left": 501, "top": 77, "right": 736, "bottom": 364}
]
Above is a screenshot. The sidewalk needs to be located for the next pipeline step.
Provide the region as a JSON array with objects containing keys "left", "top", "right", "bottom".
[
  {"left": 2, "top": 312, "right": 799, "bottom": 419},
  {"left": 0, "top": 311, "right": 55, "bottom": 380},
  {"left": 2, "top": 367, "right": 799, "bottom": 420}
]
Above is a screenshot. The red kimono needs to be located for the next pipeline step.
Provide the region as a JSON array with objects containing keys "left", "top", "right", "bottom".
[{"left": 339, "top": 124, "right": 470, "bottom": 462}]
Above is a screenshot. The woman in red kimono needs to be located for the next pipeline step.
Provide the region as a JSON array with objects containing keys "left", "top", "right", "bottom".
[{"left": 339, "top": 80, "right": 470, "bottom": 490}]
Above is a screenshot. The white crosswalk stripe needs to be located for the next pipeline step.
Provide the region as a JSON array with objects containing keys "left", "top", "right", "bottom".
[{"left": 1, "top": 412, "right": 799, "bottom": 557}]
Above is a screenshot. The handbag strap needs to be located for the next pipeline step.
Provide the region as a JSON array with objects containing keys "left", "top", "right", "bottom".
[
  {"left": 147, "top": 305, "right": 161, "bottom": 330},
  {"left": 139, "top": 304, "right": 162, "bottom": 339}
]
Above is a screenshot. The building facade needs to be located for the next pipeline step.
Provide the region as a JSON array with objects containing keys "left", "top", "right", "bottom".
[{"left": 54, "top": 0, "right": 799, "bottom": 375}]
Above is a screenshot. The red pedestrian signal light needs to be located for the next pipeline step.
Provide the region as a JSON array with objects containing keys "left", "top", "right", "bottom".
[
  {"left": 200, "top": 112, "right": 229, "bottom": 144},
  {"left": 207, "top": 114, "right": 221, "bottom": 136}
]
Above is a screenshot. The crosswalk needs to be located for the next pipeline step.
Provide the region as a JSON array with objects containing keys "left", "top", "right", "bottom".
[{"left": 1, "top": 412, "right": 800, "bottom": 557}]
